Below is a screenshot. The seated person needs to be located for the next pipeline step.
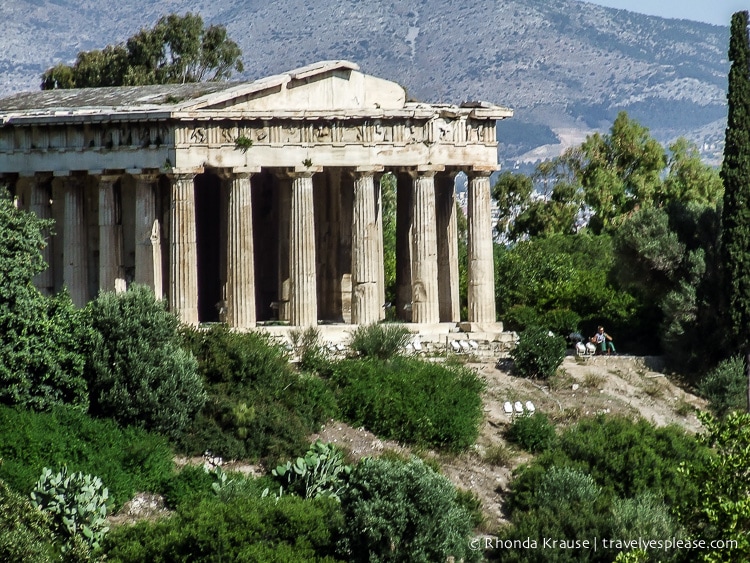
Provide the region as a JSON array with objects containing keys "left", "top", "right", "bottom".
[{"left": 594, "top": 326, "right": 616, "bottom": 355}]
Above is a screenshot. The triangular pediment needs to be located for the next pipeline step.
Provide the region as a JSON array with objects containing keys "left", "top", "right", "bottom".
[{"left": 176, "top": 60, "right": 407, "bottom": 112}]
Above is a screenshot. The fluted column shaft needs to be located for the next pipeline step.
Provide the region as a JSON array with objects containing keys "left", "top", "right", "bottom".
[
  {"left": 98, "top": 174, "right": 123, "bottom": 293},
  {"left": 169, "top": 174, "right": 199, "bottom": 325},
  {"left": 411, "top": 171, "right": 440, "bottom": 324},
  {"left": 135, "top": 174, "right": 162, "bottom": 299},
  {"left": 351, "top": 171, "right": 382, "bottom": 324},
  {"left": 62, "top": 176, "right": 88, "bottom": 307},
  {"left": 226, "top": 172, "right": 256, "bottom": 328},
  {"left": 375, "top": 175, "right": 386, "bottom": 321},
  {"left": 289, "top": 172, "right": 317, "bottom": 326},
  {"left": 467, "top": 171, "right": 496, "bottom": 323},
  {"left": 30, "top": 173, "right": 54, "bottom": 295},
  {"left": 436, "top": 173, "right": 460, "bottom": 322}
]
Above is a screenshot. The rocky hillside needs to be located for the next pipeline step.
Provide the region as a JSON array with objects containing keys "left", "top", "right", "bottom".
[{"left": 0, "top": 0, "right": 731, "bottom": 162}]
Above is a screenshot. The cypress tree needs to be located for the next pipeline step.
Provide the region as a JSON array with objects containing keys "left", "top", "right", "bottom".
[{"left": 720, "top": 11, "right": 750, "bottom": 411}]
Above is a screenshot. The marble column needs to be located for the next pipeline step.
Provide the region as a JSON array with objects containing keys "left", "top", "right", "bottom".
[
  {"left": 29, "top": 173, "right": 54, "bottom": 295},
  {"left": 62, "top": 175, "right": 88, "bottom": 307},
  {"left": 351, "top": 169, "right": 383, "bottom": 325},
  {"left": 467, "top": 170, "right": 496, "bottom": 323},
  {"left": 226, "top": 172, "right": 256, "bottom": 329},
  {"left": 98, "top": 174, "right": 124, "bottom": 293},
  {"left": 277, "top": 175, "right": 291, "bottom": 322},
  {"left": 435, "top": 172, "right": 460, "bottom": 322},
  {"left": 289, "top": 171, "right": 317, "bottom": 327},
  {"left": 410, "top": 170, "right": 440, "bottom": 324},
  {"left": 134, "top": 174, "right": 163, "bottom": 299},
  {"left": 169, "top": 173, "right": 199, "bottom": 325},
  {"left": 375, "top": 174, "right": 386, "bottom": 321}
]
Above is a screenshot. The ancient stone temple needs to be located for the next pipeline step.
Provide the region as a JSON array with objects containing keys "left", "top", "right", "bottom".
[{"left": 0, "top": 60, "right": 512, "bottom": 329}]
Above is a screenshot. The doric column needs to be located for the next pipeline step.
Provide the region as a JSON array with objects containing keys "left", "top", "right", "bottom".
[
  {"left": 467, "top": 170, "right": 496, "bottom": 323},
  {"left": 30, "top": 173, "right": 54, "bottom": 295},
  {"left": 375, "top": 173, "right": 386, "bottom": 320},
  {"left": 225, "top": 172, "right": 256, "bottom": 329},
  {"left": 277, "top": 175, "right": 291, "bottom": 322},
  {"left": 62, "top": 175, "right": 88, "bottom": 307},
  {"left": 134, "top": 173, "right": 163, "bottom": 299},
  {"left": 410, "top": 168, "right": 441, "bottom": 324},
  {"left": 288, "top": 170, "right": 318, "bottom": 326},
  {"left": 436, "top": 172, "right": 460, "bottom": 322},
  {"left": 169, "top": 173, "right": 199, "bottom": 325},
  {"left": 351, "top": 168, "right": 383, "bottom": 325},
  {"left": 98, "top": 174, "right": 124, "bottom": 293}
]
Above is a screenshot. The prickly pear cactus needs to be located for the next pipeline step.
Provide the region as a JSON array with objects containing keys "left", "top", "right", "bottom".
[{"left": 30, "top": 466, "right": 111, "bottom": 552}]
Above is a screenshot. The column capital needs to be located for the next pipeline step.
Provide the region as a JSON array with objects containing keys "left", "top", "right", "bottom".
[
  {"left": 406, "top": 164, "right": 445, "bottom": 179},
  {"left": 283, "top": 166, "right": 323, "bottom": 178},
  {"left": 467, "top": 166, "right": 498, "bottom": 177}
]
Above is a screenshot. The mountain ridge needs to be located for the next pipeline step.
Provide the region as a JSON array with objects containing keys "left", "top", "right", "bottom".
[{"left": 0, "top": 0, "right": 731, "bottom": 162}]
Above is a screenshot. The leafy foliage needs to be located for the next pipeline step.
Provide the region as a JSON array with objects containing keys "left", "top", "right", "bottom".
[
  {"left": 85, "top": 285, "right": 206, "bottom": 439},
  {"left": 678, "top": 411, "right": 750, "bottom": 562},
  {"left": 0, "top": 479, "right": 58, "bottom": 563},
  {"left": 271, "top": 440, "right": 352, "bottom": 501},
  {"left": 30, "top": 467, "right": 111, "bottom": 553},
  {"left": 510, "top": 326, "right": 566, "bottom": 379},
  {"left": 330, "top": 357, "right": 485, "bottom": 451},
  {"left": 0, "top": 405, "right": 173, "bottom": 509},
  {"left": 103, "top": 494, "right": 344, "bottom": 562},
  {"left": 337, "top": 457, "right": 481, "bottom": 563},
  {"left": 506, "top": 412, "right": 557, "bottom": 453},
  {"left": 179, "top": 325, "right": 337, "bottom": 461},
  {"left": 0, "top": 191, "right": 89, "bottom": 411},
  {"left": 348, "top": 322, "right": 412, "bottom": 359},
  {"left": 699, "top": 356, "right": 748, "bottom": 417},
  {"left": 41, "top": 13, "right": 243, "bottom": 88}
]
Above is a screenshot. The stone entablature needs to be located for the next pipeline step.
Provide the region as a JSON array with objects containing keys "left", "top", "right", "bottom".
[{"left": 0, "top": 60, "right": 512, "bottom": 329}]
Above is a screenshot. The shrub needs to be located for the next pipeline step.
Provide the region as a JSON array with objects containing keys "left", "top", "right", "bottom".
[
  {"left": 337, "top": 457, "right": 481, "bottom": 563},
  {"left": 85, "top": 285, "right": 205, "bottom": 439},
  {"left": 290, "top": 326, "right": 330, "bottom": 372},
  {"left": 698, "top": 356, "right": 747, "bottom": 417},
  {"left": 348, "top": 323, "right": 412, "bottom": 359},
  {"left": 0, "top": 405, "right": 173, "bottom": 509},
  {"left": 0, "top": 479, "right": 58, "bottom": 563},
  {"left": 271, "top": 440, "right": 352, "bottom": 501},
  {"left": 179, "top": 325, "right": 337, "bottom": 461},
  {"left": 103, "top": 494, "right": 344, "bottom": 562},
  {"left": 511, "top": 326, "right": 566, "bottom": 379},
  {"left": 30, "top": 467, "right": 110, "bottom": 553},
  {"left": 533, "top": 466, "right": 600, "bottom": 509},
  {"left": 506, "top": 416, "right": 708, "bottom": 517},
  {"left": 506, "top": 412, "right": 557, "bottom": 453},
  {"left": 0, "top": 193, "right": 90, "bottom": 412},
  {"left": 331, "top": 357, "right": 485, "bottom": 451}
]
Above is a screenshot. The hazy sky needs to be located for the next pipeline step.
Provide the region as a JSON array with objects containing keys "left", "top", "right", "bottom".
[{"left": 587, "top": 0, "right": 748, "bottom": 26}]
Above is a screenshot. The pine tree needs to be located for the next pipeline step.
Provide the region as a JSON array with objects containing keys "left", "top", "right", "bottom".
[{"left": 720, "top": 11, "right": 750, "bottom": 411}]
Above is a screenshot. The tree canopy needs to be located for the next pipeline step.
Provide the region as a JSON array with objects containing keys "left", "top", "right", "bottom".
[{"left": 41, "top": 13, "right": 243, "bottom": 89}]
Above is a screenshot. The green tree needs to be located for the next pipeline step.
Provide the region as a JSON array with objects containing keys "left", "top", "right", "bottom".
[
  {"left": 0, "top": 189, "right": 89, "bottom": 411},
  {"left": 720, "top": 11, "right": 750, "bottom": 411},
  {"left": 41, "top": 13, "right": 243, "bottom": 89},
  {"left": 563, "top": 112, "right": 666, "bottom": 233},
  {"left": 85, "top": 285, "right": 205, "bottom": 439},
  {"left": 662, "top": 138, "right": 723, "bottom": 207}
]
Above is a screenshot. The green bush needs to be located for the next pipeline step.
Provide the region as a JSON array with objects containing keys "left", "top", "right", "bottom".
[
  {"left": 0, "top": 479, "right": 59, "bottom": 563},
  {"left": 271, "top": 440, "right": 352, "bottom": 501},
  {"left": 85, "top": 285, "right": 206, "bottom": 439},
  {"left": 330, "top": 357, "right": 485, "bottom": 451},
  {"left": 0, "top": 192, "right": 90, "bottom": 412},
  {"left": 532, "top": 466, "right": 600, "bottom": 508},
  {"left": 290, "top": 326, "right": 330, "bottom": 372},
  {"left": 179, "top": 325, "right": 337, "bottom": 461},
  {"left": 348, "top": 323, "right": 412, "bottom": 359},
  {"left": 506, "top": 412, "right": 557, "bottom": 453},
  {"left": 337, "top": 457, "right": 481, "bottom": 563},
  {"left": 698, "top": 356, "right": 747, "bottom": 417},
  {"left": 30, "top": 467, "right": 111, "bottom": 553},
  {"left": 0, "top": 405, "right": 173, "bottom": 509},
  {"left": 103, "top": 494, "right": 344, "bottom": 562},
  {"left": 506, "top": 416, "right": 708, "bottom": 517},
  {"left": 511, "top": 326, "right": 566, "bottom": 379}
]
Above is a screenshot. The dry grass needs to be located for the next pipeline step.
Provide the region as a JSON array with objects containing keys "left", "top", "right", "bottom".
[{"left": 582, "top": 371, "right": 606, "bottom": 389}]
